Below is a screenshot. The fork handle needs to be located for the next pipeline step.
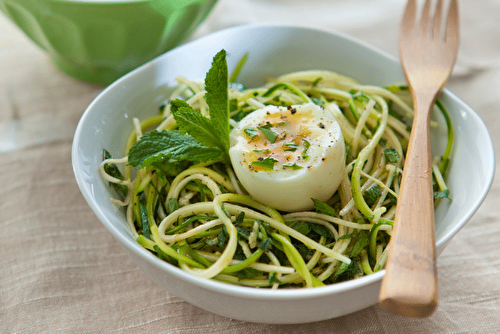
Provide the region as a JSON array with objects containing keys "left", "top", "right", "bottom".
[{"left": 379, "top": 91, "right": 438, "bottom": 317}]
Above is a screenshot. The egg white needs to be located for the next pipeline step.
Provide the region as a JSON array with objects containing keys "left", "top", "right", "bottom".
[{"left": 229, "top": 103, "right": 346, "bottom": 212}]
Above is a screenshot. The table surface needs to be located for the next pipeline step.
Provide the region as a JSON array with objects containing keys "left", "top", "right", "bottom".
[{"left": 1, "top": 0, "right": 500, "bottom": 332}]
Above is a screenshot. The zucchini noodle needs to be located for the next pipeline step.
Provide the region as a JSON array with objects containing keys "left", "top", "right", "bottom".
[{"left": 100, "top": 67, "right": 452, "bottom": 288}]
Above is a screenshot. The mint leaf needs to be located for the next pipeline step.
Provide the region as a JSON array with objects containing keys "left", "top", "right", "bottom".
[
  {"left": 236, "top": 226, "right": 251, "bottom": 240},
  {"left": 283, "top": 143, "right": 299, "bottom": 152},
  {"left": 269, "top": 273, "right": 281, "bottom": 285},
  {"left": 434, "top": 189, "right": 452, "bottom": 200},
  {"left": 257, "top": 125, "right": 278, "bottom": 143},
  {"left": 128, "top": 130, "right": 223, "bottom": 169},
  {"left": 282, "top": 163, "right": 303, "bottom": 170},
  {"left": 383, "top": 147, "right": 400, "bottom": 163},
  {"left": 102, "top": 149, "right": 128, "bottom": 197},
  {"left": 364, "top": 184, "right": 381, "bottom": 207},
  {"left": 138, "top": 192, "right": 150, "bottom": 238},
  {"left": 258, "top": 237, "right": 272, "bottom": 252},
  {"left": 251, "top": 157, "right": 278, "bottom": 169},
  {"left": 171, "top": 99, "right": 224, "bottom": 150},
  {"left": 350, "top": 230, "right": 368, "bottom": 257},
  {"left": 286, "top": 221, "right": 311, "bottom": 235},
  {"left": 311, "top": 224, "right": 334, "bottom": 239},
  {"left": 333, "top": 260, "right": 361, "bottom": 283},
  {"left": 302, "top": 139, "right": 311, "bottom": 160},
  {"left": 205, "top": 49, "right": 230, "bottom": 153},
  {"left": 237, "top": 267, "right": 261, "bottom": 280},
  {"left": 244, "top": 127, "right": 258, "bottom": 139},
  {"left": 312, "top": 198, "right": 337, "bottom": 217}
]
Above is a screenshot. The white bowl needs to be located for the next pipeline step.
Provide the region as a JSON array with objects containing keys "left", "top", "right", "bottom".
[{"left": 72, "top": 23, "right": 495, "bottom": 324}]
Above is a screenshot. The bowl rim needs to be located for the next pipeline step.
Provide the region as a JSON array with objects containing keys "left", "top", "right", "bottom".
[{"left": 72, "top": 22, "right": 496, "bottom": 301}]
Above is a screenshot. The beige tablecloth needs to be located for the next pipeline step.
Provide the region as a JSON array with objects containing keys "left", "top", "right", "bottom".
[{"left": 1, "top": 0, "right": 499, "bottom": 332}]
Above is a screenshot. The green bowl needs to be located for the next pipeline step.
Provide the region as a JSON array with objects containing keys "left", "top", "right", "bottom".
[{"left": 0, "top": 0, "right": 218, "bottom": 84}]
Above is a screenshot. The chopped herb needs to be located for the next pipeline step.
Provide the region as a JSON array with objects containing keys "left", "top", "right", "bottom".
[
  {"left": 312, "top": 198, "right": 338, "bottom": 217},
  {"left": 269, "top": 273, "right": 281, "bottom": 285},
  {"left": 253, "top": 148, "right": 271, "bottom": 154},
  {"left": 138, "top": 192, "right": 150, "bottom": 238},
  {"left": 311, "top": 224, "right": 333, "bottom": 240},
  {"left": 379, "top": 138, "right": 388, "bottom": 147},
  {"left": 302, "top": 139, "right": 311, "bottom": 160},
  {"left": 434, "top": 189, "right": 452, "bottom": 200},
  {"left": 217, "top": 225, "right": 228, "bottom": 248},
  {"left": 257, "top": 124, "right": 278, "bottom": 143},
  {"left": 244, "top": 127, "right": 258, "bottom": 139},
  {"left": 333, "top": 260, "right": 361, "bottom": 283},
  {"left": 234, "top": 212, "right": 245, "bottom": 225},
  {"left": 286, "top": 221, "right": 311, "bottom": 236},
  {"left": 258, "top": 220, "right": 271, "bottom": 236},
  {"left": 251, "top": 157, "right": 278, "bottom": 169},
  {"left": 364, "top": 184, "right": 381, "bottom": 207},
  {"left": 258, "top": 237, "right": 272, "bottom": 252},
  {"left": 237, "top": 268, "right": 261, "bottom": 280},
  {"left": 233, "top": 245, "right": 247, "bottom": 260},
  {"left": 236, "top": 226, "right": 251, "bottom": 240},
  {"left": 383, "top": 147, "right": 400, "bottom": 163},
  {"left": 282, "top": 163, "right": 303, "bottom": 170},
  {"left": 350, "top": 231, "right": 369, "bottom": 257},
  {"left": 283, "top": 142, "right": 299, "bottom": 152},
  {"left": 102, "top": 149, "right": 128, "bottom": 197}
]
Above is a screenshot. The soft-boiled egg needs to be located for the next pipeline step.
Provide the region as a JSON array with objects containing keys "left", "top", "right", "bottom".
[{"left": 229, "top": 102, "right": 346, "bottom": 212}]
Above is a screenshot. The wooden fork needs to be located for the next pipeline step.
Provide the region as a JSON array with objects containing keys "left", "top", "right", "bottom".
[{"left": 378, "top": 0, "right": 459, "bottom": 317}]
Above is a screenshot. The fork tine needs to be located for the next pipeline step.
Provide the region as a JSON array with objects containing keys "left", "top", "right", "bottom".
[
  {"left": 446, "top": 0, "right": 460, "bottom": 44},
  {"left": 400, "top": 0, "right": 417, "bottom": 39},
  {"left": 419, "top": 0, "right": 432, "bottom": 36},
  {"left": 433, "top": 0, "right": 443, "bottom": 39}
]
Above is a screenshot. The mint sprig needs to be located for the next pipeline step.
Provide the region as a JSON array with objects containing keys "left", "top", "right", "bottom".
[
  {"left": 128, "top": 130, "right": 224, "bottom": 169},
  {"left": 128, "top": 49, "right": 230, "bottom": 170},
  {"left": 205, "top": 49, "right": 230, "bottom": 153}
]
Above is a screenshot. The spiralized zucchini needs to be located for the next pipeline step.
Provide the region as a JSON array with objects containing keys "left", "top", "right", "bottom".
[{"left": 99, "top": 66, "right": 452, "bottom": 288}]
